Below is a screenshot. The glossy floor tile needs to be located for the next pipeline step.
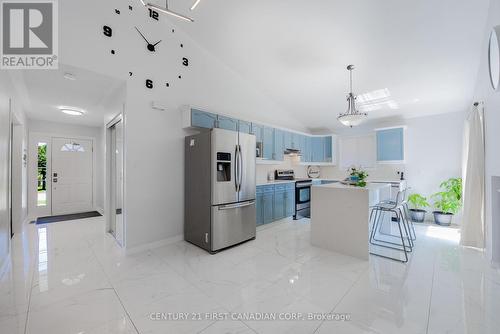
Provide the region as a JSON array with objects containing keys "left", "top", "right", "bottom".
[{"left": 0, "top": 216, "right": 499, "bottom": 333}]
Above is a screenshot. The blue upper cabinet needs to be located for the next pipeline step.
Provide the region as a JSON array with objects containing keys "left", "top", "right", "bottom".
[
  {"left": 217, "top": 115, "right": 238, "bottom": 131},
  {"left": 291, "top": 133, "right": 300, "bottom": 149},
  {"left": 191, "top": 109, "right": 217, "bottom": 129},
  {"left": 262, "top": 126, "right": 274, "bottom": 160},
  {"left": 311, "top": 137, "right": 325, "bottom": 162},
  {"left": 252, "top": 123, "right": 263, "bottom": 142},
  {"left": 283, "top": 131, "right": 292, "bottom": 150},
  {"left": 376, "top": 127, "right": 405, "bottom": 162},
  {"left": 303, "top": 136, "right": 312, "bottom": 162},
  {"left": 238, "top": 120, "right": 252, "bottom": 134},
  {"left": 273, "top": 129, "right": 284, "bottom": 161},
  {"left": 324, "top": 136, "right": 333, "bottom": 162}
]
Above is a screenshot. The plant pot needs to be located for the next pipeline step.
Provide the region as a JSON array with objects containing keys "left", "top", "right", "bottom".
[
  {"left": 433, "top": 211, "right": 453, "bottom": 226},
  {"left": 409, "top": 209, "right": 426, "bottom": 223}
]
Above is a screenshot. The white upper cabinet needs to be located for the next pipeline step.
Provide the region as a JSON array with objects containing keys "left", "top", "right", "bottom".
[{"left": 340, "top": 134, "right": 376, "bottom": 169}]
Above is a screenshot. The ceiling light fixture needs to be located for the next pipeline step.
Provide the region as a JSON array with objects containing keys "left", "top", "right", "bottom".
[
  {"left": 63, "top": 72, "right": 76, "bottom": 81},
  {"left": 190, "top": 0, "right": 202, "bottom": 10},
  {"left": 337, "top": 65, "right": 368, "bottom": 127},
  {"left": 59, "top": 107, "right": 85, "bottom": 116},
  {"left": 140, "top": 0, "right": 194, "bottom": 22}
]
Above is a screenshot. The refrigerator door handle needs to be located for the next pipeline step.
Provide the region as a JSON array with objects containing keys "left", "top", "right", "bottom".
[
  {"left": 238, "top": 144, "right": 243, "bottom": 191},
  {"left": 234, "top": 145, "right": 240, "bottom": 192},
  {"left": 218, "top": 200, "right": 255, "bottom": 210}
]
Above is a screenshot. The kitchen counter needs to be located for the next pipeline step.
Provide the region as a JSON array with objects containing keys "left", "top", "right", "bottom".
[
  {"left": 310, "top": 182, "right": 392, "bottom": 260},
  {"left": 257, "top": 178, "right": 341, "bottom": 186},
  {"left": 256, "top": 180, "right": 296, "bottom": 186}
]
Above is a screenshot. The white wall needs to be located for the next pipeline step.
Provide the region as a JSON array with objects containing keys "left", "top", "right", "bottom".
[
  {"left": 472, "top": 0, "right": 500, "bottom": 263},
  {"left": 0, "top": 69, "right": 12, "bottom": 272},
  {"left": 321, "top": 112, "right": 464, "bottom": 221},
  {"left": 0, "top": 73, "right": 29, "bottom": 273},
  {"left": 256, "top": 156, "right": 308, "bottom": 184},
  {"left": 54, "top": 0, "right": 306, "bottom": 249},
  {"left": 27, "top": 120, "right": 105, "bottom": 214}
]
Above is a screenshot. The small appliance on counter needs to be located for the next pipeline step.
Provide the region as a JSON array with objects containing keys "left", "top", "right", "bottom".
[
  {"left": 185, "top": 128, "right": 256, "bottom": 254},
  {"left": 275, "top": 169, "right": 295, "bottom": 180}
]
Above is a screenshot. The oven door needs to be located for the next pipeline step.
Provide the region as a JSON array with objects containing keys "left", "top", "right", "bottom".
[{"left": 296, "top": 184, "right": 311, "bottom": 204}]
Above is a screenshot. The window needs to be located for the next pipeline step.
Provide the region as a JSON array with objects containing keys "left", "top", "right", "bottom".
[
  {"left": 60, "top": 143, "right": 85, "bottom": 152},
  {"left": 37, "top": 142, "right": 47, "bottom": 207}
]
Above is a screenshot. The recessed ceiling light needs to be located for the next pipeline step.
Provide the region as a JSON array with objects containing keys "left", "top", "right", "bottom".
[
  {"left": 63, "top": 72, "right": 76, "bottom": 80},
  {"left": 59, "top": 107, "right": 85, "bottom": 116}
]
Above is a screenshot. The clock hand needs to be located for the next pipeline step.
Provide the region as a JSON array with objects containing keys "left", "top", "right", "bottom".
[
  {"left": 134, "top": 26, "right": 150, "bottom": 44},
  {"left": 153, "top": 40, "right": 162, "bottom": 46}
]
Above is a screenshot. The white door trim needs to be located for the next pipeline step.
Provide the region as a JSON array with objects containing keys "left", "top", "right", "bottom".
[
  {"left": 28, "top": 132, "right": 96, "bottom": 219},
  {"left": 106, "top": 110, "right": 126, "bottom": 247}
]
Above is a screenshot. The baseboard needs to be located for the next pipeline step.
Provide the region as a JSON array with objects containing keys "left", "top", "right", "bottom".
[{"left": 125, "top": 234, "right": 183, "bottom": 255}]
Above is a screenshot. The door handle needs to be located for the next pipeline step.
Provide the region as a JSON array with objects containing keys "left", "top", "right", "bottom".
[
  {"left": 218, "top": 200, "right": 255, "bottom": 210},
  {"left": 234, "top": 145, "right": 239, "bottom": 192},
  {"left": 238, "top": 145, "right": 243, "bottom": 191}
]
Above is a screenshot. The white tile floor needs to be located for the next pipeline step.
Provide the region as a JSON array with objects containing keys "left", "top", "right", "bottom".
[{"left": 1, "top": 216, "right": 499, "bottom": 334}]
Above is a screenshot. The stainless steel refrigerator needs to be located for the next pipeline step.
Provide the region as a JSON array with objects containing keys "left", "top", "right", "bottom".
[{"left": 185, "top": 128, "right": 256, "bottom": 253}]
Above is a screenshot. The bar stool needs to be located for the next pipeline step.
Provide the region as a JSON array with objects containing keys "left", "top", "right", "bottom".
[
  {"left": 377, "top": 181, "right": 416, "bottom": 242},
  {"left": 369, "top": 188, "right": 413, "bottom": 263}
]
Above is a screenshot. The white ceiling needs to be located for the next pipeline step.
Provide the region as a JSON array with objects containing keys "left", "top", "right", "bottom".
[
  {"left": 10, "top": 64, "right": 126, "bottom": 127},
  {"left": 174, "top": 0, "right": 490, "bottom": 131}
]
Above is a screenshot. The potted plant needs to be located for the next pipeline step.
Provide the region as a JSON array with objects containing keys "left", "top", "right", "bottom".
[
  {"left": 348, "top": 167, "right": 369, "bottom": 187},
  {"left": 431, "top": 178, "right": 462, "bottom": 226},
  {"left": 407, "top": 193, "right": 429, "bottom": 223}
]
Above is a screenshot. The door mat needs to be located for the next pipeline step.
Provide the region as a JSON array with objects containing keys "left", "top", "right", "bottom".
[{"left": 35, "top": 211, "right": 102, "bottom": 225}]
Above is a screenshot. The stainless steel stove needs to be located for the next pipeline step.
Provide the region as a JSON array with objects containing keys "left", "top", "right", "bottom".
[{"left": 274, "top": 170, "right": 311, "bottom": 220}]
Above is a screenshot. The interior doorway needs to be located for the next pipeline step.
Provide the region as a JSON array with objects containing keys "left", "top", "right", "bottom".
[{"left": 107, "top": 114, "right": 124, "bottom": 246}]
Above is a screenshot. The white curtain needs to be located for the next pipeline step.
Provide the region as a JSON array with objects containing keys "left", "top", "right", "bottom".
[{"left": 461, "top": 104, "right": 485, "bottom": 248}]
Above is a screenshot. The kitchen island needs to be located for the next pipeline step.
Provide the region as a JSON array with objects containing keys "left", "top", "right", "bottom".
[{"left": 310, "top": 182, "right": 391, "bottom": 260}]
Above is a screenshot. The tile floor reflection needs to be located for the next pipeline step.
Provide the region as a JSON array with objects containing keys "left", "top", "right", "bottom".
[{"left": 0, "top": 216, "right": 499, "bottom": 334}]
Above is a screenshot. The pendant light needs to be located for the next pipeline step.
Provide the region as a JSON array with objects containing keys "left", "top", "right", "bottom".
[{"left": 337, "top": 65, "right": 368, "bottom": 127}]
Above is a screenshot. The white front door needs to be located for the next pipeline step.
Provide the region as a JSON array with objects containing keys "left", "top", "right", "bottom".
[{"left": 51, "top": 138, "right": 93, "bottom": 215}]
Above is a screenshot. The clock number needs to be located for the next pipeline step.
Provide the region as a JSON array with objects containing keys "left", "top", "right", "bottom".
[
  {"left": 148, "top": 8, "right": 159, "bottom": 21},
  {"left": 182, "top": 57, "right": 189, "bottom": 66},
  {"left": 146, "top": 79, "right": 153, "bottom": 89},
  {"left": 103, "top": 25, "right": 112, "bottom": 37}
]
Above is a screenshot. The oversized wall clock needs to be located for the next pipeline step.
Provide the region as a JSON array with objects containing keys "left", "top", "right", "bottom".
[
  {"left": 100, "top": 2, "right": 190, "bottom": 91},
  {"left": 488, "top": 25, "right": 500, "bottom": 91}
]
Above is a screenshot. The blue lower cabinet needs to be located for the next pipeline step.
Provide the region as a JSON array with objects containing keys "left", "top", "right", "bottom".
[
  {"left": 284, "top": 183, "right": 295, "bottom": 217},
  {"left": 273, "top": 185, "right": 286, "bottom": 220},
  {"left": 256, "top": 183, "right": 296, "bottom": 226},
  {"left": 263, "top": 195, "right": 274, "bottom": 224},
  {"left": 256, "top": 187, "right": 264, "bottom": 226}
]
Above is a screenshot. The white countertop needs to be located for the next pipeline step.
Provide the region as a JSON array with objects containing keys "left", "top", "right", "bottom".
[
  {"left": 256, "top": 180, "right": 296, "bottom": 186},
  {"left": 314, "top": 182, "right": 391, "bottom": 191}
]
